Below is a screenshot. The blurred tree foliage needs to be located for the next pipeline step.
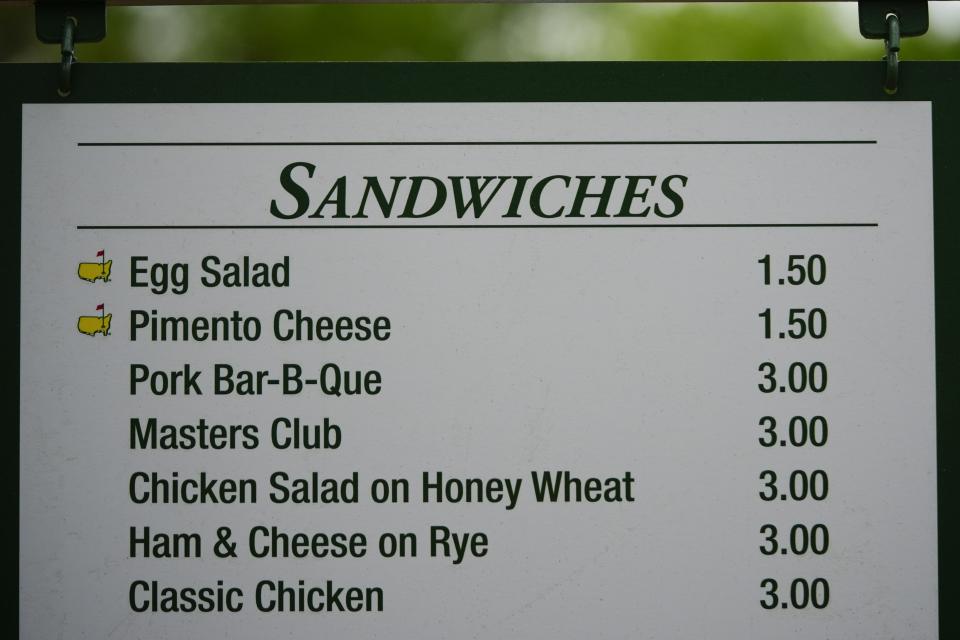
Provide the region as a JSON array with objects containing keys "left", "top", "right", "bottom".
[{"left": 1, "top": 2, "right": 958, "bottom": 63}]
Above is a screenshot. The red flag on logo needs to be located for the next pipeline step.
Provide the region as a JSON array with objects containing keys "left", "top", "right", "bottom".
[
  {"left": 96, "top": 250, "right": 105, "bottom": 257},
  {"left": 96, "top": 304, "right": 104, "bottom": 311}
]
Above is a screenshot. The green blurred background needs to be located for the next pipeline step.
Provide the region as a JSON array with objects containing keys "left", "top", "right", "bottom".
[{"left": 1, "top": 2, "right": 958, "bottom": 63}]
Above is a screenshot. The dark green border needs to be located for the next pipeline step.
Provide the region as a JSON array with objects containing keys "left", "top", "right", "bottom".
[{"left": 3, "top": 61, "right": 957, "bottom": 636}]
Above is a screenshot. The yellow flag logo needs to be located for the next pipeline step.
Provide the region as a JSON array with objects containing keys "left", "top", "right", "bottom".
[
  {"left": 78, "top": 250, "right": 111, "bottom": 283},
  {"left": 78, "top": 304, "right": 111, "bottom": 337}
]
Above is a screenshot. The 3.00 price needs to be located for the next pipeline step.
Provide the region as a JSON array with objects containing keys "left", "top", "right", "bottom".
[
  {"left": 759, "top": 524, "right": 829, "bottom": 556},
  {"left": 758, "top": 416, "right": 828, "bottom": 447},
  {"left": 759, "top": 470, "right": 828, "bottom": 501},
  {"left": 758, "top": 362, "right": 828, "bottom": 393},
  {"left": 760, "top": 578, "right": 830, "bottom": 610}
]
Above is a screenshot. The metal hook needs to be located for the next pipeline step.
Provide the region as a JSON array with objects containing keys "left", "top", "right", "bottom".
[
  {"left": 858, "top": 2, "right": 927, "bottom": 95},
  {"left": 35, "top": 1, "right": 106, "bottom": 96},
  {"left": 58, "top": 16, "right": 77, "bottom": 97},
  {"left": 884, "top": 13, "right": 901, "bottom": 95}
]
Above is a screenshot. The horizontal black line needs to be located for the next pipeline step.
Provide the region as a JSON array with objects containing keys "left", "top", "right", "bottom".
[
  {"left": 77, "top": 223, "right": 879, "bottom": 230},
  {"left": 76, "top": 140, "right": 877, "bottom": 147}
]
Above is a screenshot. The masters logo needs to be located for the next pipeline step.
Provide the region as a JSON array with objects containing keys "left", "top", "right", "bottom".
[
  {"left": 78, "top": 303, "right": 112, "bottom": 337},
  {"left": 78, "top": 249, "right": 112, "bottom": 283}
]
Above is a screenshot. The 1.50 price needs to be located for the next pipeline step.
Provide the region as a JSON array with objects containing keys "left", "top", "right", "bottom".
[
  {"left": 758, "top": 254, "right": 826, "bottom": 286},
  {"left": 759, "top": 308, "right": 827, "bottom": 339}
]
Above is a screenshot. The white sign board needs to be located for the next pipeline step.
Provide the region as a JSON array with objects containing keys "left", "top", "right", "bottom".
[{"left": 20, "top": 102, "right": 938, "bottom": 638}]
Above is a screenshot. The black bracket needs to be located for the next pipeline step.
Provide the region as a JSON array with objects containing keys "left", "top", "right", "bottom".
[
  {"left": 858, "top": 1, "right": 929, "bottom": 95},
  {"left": 35, "top": 0, "right": 106, "bottom": 97}
]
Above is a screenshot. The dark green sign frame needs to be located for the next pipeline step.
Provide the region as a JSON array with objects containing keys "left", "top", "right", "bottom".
[{"left": 2, "top": 61, "right": 957, "bottom": 636}]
